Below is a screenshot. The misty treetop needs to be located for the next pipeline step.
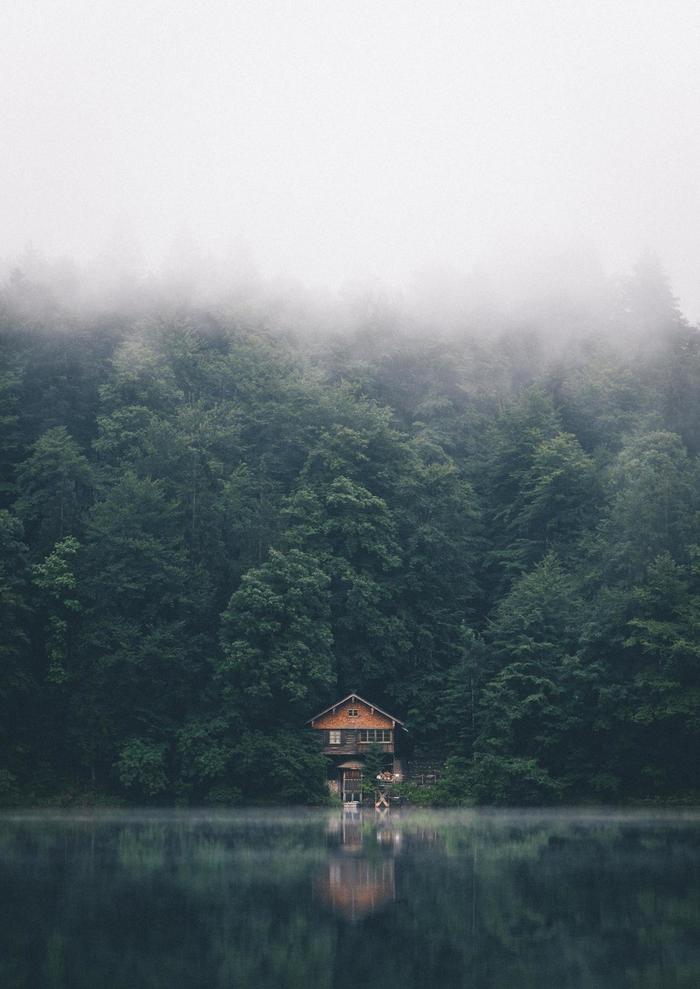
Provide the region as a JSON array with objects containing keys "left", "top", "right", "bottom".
[{"left": 1, "top": 258, "right": 699, "bottom": 805}]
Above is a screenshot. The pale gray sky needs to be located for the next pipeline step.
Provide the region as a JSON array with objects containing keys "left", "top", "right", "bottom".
[{"left": 2, "top": 0, "right": 700, "bottom": 315}]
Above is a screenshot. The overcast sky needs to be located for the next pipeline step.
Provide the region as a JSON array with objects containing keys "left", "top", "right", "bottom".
[{"left": 3, "top": 0, "right": 700, "bottom": 316}]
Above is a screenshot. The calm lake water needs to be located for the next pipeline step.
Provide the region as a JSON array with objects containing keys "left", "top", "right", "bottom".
[{"left": 1, "top": 808, "right": 699, "bottom": 988}]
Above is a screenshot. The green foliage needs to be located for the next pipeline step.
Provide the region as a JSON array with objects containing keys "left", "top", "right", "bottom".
[
  {"left": 433, "top": 627, "right": 488, "bottom": 756},
  {"left": 177, "top": 717, "right": 234, "bottom": 787},
  {"left": 393, "top": 757, "right": 475, "bottom": 806},
  {"left": 361, "top": 742, "right": 391, "bottom": 795},
  {"left": 15, "top": 426, "right": 92, "bottom": 557},
  {"left": 219, "top": 548, "right": 335, "bottom": 720},
  {"left": 0, "top": 510, "right": 30, "bottom": 692},
  {"left": 229, "top": 730, "right": 329, "bottom": 804},
  {"left": 520, "top": 432, "right": 599, "bottom": 550},
  {"left": 0, "top": 362, "right": 22, "bottom": 504},
  {"left": 470, "top": 754, "right": 563, "bottom": 805},
  {"left": 1, "top": 274, "right": 699, "bottom": 805},
  {"left": 0, "top": 510, "right": 32, "bottom": 783},
  {"left": 117, "top": 739, "right": 169, "bottom": 797},
  {"left": 599, "top": 431, "right": 696, "bottom": 581},
  {"left": 32, "top": 536, "right": 82, "bottom": 684}
]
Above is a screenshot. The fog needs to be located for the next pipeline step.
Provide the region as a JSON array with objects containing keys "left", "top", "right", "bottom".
[{"left": 3, "top": 0, "right": 700, "bottom": 318}]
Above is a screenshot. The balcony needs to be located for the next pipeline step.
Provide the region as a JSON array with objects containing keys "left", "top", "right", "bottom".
[{"left": 322, "top": 742, "right": 394, "bottom": 756}]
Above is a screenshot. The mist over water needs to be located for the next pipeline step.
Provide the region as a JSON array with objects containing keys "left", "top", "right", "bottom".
[
  {"left": 2, "top": 808, "right": 699, "bottom": 988},
  {"left": 3, "top": 1, "right": 700, "bottom": 318}
]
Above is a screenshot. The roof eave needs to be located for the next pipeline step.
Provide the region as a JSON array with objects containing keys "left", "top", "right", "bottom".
[{"left": 306, "top": 692, "right": 407, "bottom": 729}]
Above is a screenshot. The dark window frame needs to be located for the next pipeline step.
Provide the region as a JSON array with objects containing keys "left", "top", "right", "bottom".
[{"left": 359, "top": 728, "right": 392, "bottom": 743}]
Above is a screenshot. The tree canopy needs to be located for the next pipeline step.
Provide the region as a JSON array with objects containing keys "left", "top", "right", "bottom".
[{"left": 1, "top": 266, "right": 699, "bottom": 804}]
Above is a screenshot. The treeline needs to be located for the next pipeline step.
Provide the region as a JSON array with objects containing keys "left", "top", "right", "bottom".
[{"left": 1, "top": 259, "right": 699, "bottom": 805}]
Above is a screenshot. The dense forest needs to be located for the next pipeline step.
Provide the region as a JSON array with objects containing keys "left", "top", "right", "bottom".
[{"left": 1, "top": 255, "right": 699, "bottom": 805}]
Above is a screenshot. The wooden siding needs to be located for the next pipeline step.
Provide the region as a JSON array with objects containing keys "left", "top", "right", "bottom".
[
  {"left": 312, "top": 697, "right": 394, "bottom": 730},
  {"left": 321, "top": 727, "right": 394, "bottom": 756}
]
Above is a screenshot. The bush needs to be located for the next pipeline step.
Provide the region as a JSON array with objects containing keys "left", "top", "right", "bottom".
[
  {"left": 393, "top": 758, "right": 474, "bottom": 807},
  {"left": 206, "top": 784, "right": 243, "bottom": 805},
  {"left": 117, "top": 739, "right": 169, "bottom": 798},
  {"left": 231, "top": 729, "right": 329, "bottom": 804},
  {"left": 470, "top": 754, "right": 563, "bottom": 805}
]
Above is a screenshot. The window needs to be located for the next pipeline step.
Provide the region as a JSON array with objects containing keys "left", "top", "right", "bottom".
[
  {"left": 359, "top": 729, "right": 391, "bottom": 743},
  {"left": 347, "top": 708, "right": 359, "bottom": 718},
  {"left": 329, "top": 730, "right": 341, "bottom": 745}
]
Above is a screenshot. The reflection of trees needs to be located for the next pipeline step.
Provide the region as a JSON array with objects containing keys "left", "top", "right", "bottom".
[
  {"left": 385, "top": 814, "right": 700, "bottom": 989},
  {"left": 0, "top": 811, "right": 699, "bottom": 989},
  {"left": 0, "top": 813, "right": 337, "bottom": 989}
]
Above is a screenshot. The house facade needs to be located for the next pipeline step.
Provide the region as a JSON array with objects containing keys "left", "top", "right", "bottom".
[{"left": 306, "top": 693, "right": 406, "bottom": 802}]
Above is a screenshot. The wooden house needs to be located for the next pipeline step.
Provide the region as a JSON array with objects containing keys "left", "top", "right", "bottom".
[{"left": 306, "top": 692, "right": 407, "bottom": 802}]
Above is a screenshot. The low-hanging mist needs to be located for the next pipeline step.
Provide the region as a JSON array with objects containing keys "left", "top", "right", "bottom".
[{"left": 3, "top": 1, "right": 700, "bottom": 317}]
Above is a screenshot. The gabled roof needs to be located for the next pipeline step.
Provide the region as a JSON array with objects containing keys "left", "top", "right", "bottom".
[{"left": 306, "top": 693, "right": 407, "bottom": 730}]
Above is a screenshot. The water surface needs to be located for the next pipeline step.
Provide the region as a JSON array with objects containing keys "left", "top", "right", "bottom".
[{"left": 2, "top": 808, "right": 699, "bottom": 988}]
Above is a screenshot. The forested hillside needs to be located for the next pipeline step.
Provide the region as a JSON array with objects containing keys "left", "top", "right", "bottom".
[{"left": 1, "top": 260, "right": 699, "bottom": 805}]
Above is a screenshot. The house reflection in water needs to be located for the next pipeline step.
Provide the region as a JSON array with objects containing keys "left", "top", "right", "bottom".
[{"left": 314, "top": 811, "right": 401, "bottom": 922}]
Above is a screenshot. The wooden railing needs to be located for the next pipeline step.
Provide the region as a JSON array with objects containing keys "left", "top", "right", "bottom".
[{"left": 322, "top": 743, "right": 393, "bottom": 756}]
